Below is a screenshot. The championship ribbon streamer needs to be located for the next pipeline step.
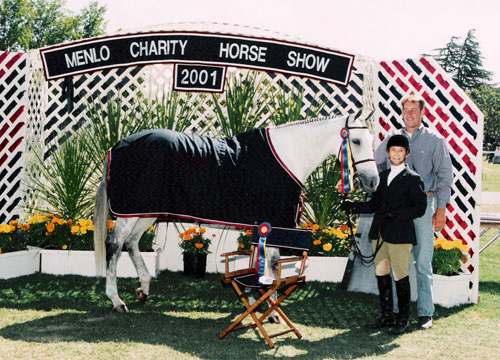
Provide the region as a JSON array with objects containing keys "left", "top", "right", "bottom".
[
  {"left": 256, "top": 223, "right": 272, "bottom": 277},
  {"left": 258, "top": 235, "right": 267, "bottom": 276},
  {"left": 339, "top": 128, "right": 354, "bottom": 193}
]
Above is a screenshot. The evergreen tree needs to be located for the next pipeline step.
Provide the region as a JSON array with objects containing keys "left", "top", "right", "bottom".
[
  {"left": 434, "top": 29, "right": 492, "bottom": 91},
  {"left": 0, "top": 0, "right": 106, "bottom": 51},
  {"left": 470, "top": 85, "right": 500, "bottom": 152}
]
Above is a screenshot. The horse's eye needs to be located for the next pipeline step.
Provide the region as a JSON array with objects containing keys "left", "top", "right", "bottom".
[{"left": 352, "top": 139, "right": 361, "bottom": 146}]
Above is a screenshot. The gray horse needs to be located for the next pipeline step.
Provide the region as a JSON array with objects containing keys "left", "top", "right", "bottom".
[{"left": 94, "top": 112, "right": 379, "bottom": 312}]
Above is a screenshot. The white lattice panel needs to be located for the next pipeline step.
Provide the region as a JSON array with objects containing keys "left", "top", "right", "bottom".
[
  {"left": 374, "top": 56, "right": 483, "bottom": 303},
  {"left": 43, "top": 65, "right": 145, "bottom": 158},
  {"left": 0, "top": 51, "right": 28, "bottom": 222}
]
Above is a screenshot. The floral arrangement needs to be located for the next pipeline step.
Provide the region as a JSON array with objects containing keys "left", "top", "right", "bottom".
[
  {"left": 179, "top": 226, "right": 212, "bottom": 255},
  {"left": 433, "top": 238, "right": 469, "bottom": 276},
  {"left": 0, "top": 213, "right": 94, "bottom": 252},
  {"left": 0, "top": 221, "right": 29, "bottom": 254},
  {"left": 236, "top": 228, "right": 253, "bottom": 251},
  {"left": 0, "top": 213, "right": 155, "bottom": 253},
  {"left": 301, "top": 223, "right": 353, "bottom": 257}
]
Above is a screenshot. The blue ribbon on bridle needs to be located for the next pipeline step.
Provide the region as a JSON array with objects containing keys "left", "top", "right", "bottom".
[{"left": 339, "top": 128, "right": 354, "bottom": 193}]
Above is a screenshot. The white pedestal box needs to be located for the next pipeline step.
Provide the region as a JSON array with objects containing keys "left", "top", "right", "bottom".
[
  {"left": 0, "top": 250, "right": 40, "bottom": 279},
  {"left": 40, "top": 250, "right": 158, "bottom": 278}
]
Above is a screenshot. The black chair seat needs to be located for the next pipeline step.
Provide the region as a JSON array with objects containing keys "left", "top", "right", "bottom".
[{"left": 234, "top": 273, "right": 263, "bottom": 288}]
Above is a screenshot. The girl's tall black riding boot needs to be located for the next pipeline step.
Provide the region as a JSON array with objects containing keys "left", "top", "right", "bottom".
[
  {"left": 370, "top": 274, "right": 394, "bottom": 328},
  {"left": 391, "top": 276, "right": 411, "bottom": 334}
]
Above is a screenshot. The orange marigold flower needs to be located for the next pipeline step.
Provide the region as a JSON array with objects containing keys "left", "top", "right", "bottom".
[
  {"left": 194, "top": 242, "right": 204, "bottom": 249},
  {"left": 46, "top": 222, "right": 55, "bottom": 233},
  {"left": 312, "top": 224, "right": 320, "bottom": 232},
  {"left": 52, "top": 217, "right": 65, "bottom": 225},
  {"left": 182, "top": 233, "right": 192, "bottom": 241},
  {"left": 0, "top": 224, "right": 15, "bottom": 233},
  {"left": 71, "top": 226, "right": 79, "bottom": 235},
  {"left": 339, "top": 224, "right": 349, "bottom": 232},
  {"left": 106, "top": 219, "right": 114, "bottom": 231},
  {"left": 313, "top": 239, "right": 321, "bottom": 246},
  {"left": 322, "top": 243, "right": 333, "bottom": 252}
]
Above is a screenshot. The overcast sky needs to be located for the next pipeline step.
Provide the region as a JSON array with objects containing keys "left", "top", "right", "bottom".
[{"left": 64, "top": 0, "right": 499, "bottom": 84}]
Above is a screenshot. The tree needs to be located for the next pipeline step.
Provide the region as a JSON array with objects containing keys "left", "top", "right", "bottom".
[
  {"left": 434, "top": 29, "right": 493, "bottom": 91},
  {"left": 470, "top": 85, "right": 500, "bottom": 151},
  {"left": 78, "top": 1, "right": 106, "bottom": 39},
  {"left": 0, "top": 0, "right": 106, "bottom": 51}
]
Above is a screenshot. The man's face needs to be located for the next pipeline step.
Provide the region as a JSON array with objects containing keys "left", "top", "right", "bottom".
[
  {"left": 402, "top": 101, "right": 423, "bottom": 131},
  {"left": 387, "top": 146, "right": 407, "bottom": 166}
]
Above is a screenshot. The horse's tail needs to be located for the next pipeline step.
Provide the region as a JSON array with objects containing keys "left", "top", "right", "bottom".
[{"left": 94, "top": 171, "right": 109, "bottom": 277}]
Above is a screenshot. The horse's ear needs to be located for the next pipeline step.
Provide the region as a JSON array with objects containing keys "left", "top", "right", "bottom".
[
  {"left": 355, "top": 109, "right": 375, "bottom": 123},
  {"left": 365, "top": 110, "right": 374, "bottom": 121}
]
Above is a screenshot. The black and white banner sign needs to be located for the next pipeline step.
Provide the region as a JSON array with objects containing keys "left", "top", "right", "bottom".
[
  {"left": 174, "top": 64, "right": 226, "bottom": 92},
  {"left": 40, "top": 32, "right": 355, "bottom": 85}
]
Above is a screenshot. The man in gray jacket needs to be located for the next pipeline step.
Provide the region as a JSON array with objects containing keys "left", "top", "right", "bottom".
[{"left": 374, "top": 92, "right": 453, "bottom": 329}]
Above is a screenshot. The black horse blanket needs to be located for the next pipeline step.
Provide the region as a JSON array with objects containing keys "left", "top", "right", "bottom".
[{"left": 106, "top": 128, "right": 303, "bottom": 228}]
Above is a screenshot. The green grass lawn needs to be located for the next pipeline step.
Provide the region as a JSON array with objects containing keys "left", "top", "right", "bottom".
[
  {"left": 482, "top": 161, "right": 500, "bottom": 192},
  {"left": 0, "top": 230, "right": 499, "bottom": 359}
]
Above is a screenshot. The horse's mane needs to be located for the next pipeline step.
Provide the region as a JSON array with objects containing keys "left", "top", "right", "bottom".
[
  {"left": 271, "top": 114, "right": 348, "bottom": 129},
  {"left": 270, "top": 109, "right": 373, "bottom": 130}
]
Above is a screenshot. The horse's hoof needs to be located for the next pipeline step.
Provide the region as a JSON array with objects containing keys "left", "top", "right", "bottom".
[
  {"left": 268, "top": 315, "right": 281, "bottom": 324},
  {"left": 112, "top": 304, "right": 129, "bottom": 313},
  {"left": 136, "top": 288, "right": 148, "bottom": 303}
]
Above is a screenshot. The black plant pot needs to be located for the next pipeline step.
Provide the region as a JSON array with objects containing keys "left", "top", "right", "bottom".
[{"left": 183, "top": 253, "right": 207, "bottom": 278}]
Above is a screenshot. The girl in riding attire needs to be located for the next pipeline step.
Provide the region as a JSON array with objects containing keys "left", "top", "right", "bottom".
[{"left": 343, "top": 134, "right": 426, "bottom": 334}]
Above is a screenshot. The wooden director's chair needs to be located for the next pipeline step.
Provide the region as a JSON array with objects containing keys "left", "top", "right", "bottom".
[{"left": 219, "top": 223, "right": 312, "bottom": 349}]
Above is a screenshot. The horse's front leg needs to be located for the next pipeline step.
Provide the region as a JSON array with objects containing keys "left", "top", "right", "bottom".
[
  {"left": 106, "top": 217, "right": 138, "bottom": 312},
  {"left": 124, "top": 218, "right": 157, "bottom": 303},
  {"left": 266, "top": 247, "right": 281, "bottom": 323}
]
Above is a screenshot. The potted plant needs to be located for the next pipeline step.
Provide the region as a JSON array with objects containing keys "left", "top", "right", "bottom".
[
  {"left": 236, "top": 228, "right": 253, "bottom": 251},
  {"left": 300, "top": 222, "right": 353, "bottom": 282},
  {"left": 3, "top": 213, "right": 157, "bottom": 278},
  {"left": 0, "top": 220, "right": 40, "bottom": 279},
  {"left": 432, "top": 237, "right": 472, "bottom": 307},
  {"left": 0, "top": 220, "right": 29, "bottom": 253},
  {"left": 179, "top": 226, "right": 212, "bottom": 278}
]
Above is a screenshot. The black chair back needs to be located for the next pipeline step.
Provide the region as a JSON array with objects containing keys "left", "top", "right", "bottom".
[{"left": 250, "top": 225, "right": 312, "bottom": 251}]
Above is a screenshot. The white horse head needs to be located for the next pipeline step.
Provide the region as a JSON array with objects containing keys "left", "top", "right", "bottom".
[
  {"left": 343, "top": 110, "right": 379, "bottom": 193},
  {"left": 268, "top": 110, "right": 379, "bottom": 193}
]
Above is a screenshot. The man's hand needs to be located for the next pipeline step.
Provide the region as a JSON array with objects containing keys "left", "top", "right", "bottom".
[{"left": 433, "top": 208, "right": 446, "bottom": 231}]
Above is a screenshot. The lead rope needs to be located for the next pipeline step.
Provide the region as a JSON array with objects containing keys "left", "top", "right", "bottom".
[
  {"left": 338, "top": 120, "right": 382, "bottom": 267},
  {"left": 340, "top": 194, "right": 382, "bottom": 266}
]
